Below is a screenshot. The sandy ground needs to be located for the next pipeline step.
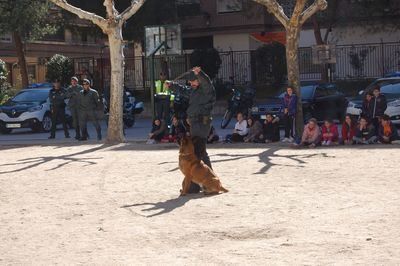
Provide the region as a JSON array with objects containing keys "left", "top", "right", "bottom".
[{"left": 1, "top": 143, "right": 400, "bottom": 265}]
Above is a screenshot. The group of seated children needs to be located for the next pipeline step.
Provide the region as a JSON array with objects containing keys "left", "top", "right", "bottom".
[
  {"left": 146, "top": 116, "right": 220, "bottom": 144},
  {"left": 294, "top": 114, "right": 398, "bottom": 148},
  {"left": 225, "top": 112, "right": 280, "bottom": 143}
]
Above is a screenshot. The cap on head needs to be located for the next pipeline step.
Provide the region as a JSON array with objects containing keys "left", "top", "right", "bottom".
[
  {"left": 71, "top": 76, "right": 78, "bottom": 82},
  {"left": 83, "top": 79, "right": 91, "bottom": 85},
  {"left": 53, "top": 78, "right": 61, "bottom": 83}
]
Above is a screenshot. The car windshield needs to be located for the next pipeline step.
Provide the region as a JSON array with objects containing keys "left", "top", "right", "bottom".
[
  {"left": 12, "top": 90, "right": 49, "bottom": 103},
  {"left": 278, "top": 86, "right": 314, "bottom": 99},
  {"left": 380, "top": 83, "right": 400, "bottom": 94},
  {"left": 366, "top": 78, "right": 400, "bottom": 91}
]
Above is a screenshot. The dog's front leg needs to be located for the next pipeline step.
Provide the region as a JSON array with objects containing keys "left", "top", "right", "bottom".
[{"left": 180, "top": 177, "right": 192, "bottom": 196}]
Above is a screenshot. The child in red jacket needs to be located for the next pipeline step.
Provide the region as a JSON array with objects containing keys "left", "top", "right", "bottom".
[
  {"left": 321, "top": 119, "right": 339, "bottom": 146},
  {"left": 341, "top": 114, "right": 357, "bottom": 145}
]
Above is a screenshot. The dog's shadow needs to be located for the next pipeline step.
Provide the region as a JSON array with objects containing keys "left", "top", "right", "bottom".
[{"left": 121, "top": 193, "right": 218, "bottom": 218}]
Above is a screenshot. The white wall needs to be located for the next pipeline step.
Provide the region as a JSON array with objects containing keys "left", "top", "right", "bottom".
[
  {"left": 299, "top": 25, "right": 400, "bottom": 47},
  {"left": 213, "top": 33, "right": 250, "bottom": 51}
]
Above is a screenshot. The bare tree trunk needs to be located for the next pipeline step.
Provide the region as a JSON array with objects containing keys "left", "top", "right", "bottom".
[
  {"left": 106, "top": 28, "right": 125, "bottom": 143},
  {"left": 286, "top": 25, "right": 304, "bottom": 136},
  {"left": 312, "top": 16, "right": 329, "bottom": 82},
  {"left": 13, "top": 31, "right": 29, "bottom": 88}
]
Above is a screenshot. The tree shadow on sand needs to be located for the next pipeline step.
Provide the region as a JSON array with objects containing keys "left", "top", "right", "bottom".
[
  {"left": 0, "top": 144, "right": 107, "bottom": 174},
  {"left": 121, "top": 193, "right": 217, "bottom": 218},
  {"left": 159, "top": 147, "right": 334, "bottom": 175}
]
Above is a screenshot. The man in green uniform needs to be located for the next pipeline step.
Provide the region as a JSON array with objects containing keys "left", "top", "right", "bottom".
[
  {"left": 78, "top": 79, "right": 102, "bottom": 141},
  {"left": 186, "top": 67, "right": 216, "bottom": 193},
  {"left": 154, "top": 72, "right": 171, "bottom": 121},
  {"left": 66, "top": 76, "right": 83, "bottom": 140},
  {"left": 48, "top": 79, "right": 70, "bottom": 139}
]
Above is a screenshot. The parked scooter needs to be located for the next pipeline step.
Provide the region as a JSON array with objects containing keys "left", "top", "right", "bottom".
[
  {"left": 220, "top": 84, "right": 255, "bottom": 129},
  {"left": 103, "top": 87, "right": 144, "bottom": 128}
]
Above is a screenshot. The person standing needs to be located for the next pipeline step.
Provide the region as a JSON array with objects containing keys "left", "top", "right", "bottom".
[
  {"left": 78, "top": 79, "right": 102, "bottom": 141},
  {"left": 154, "top": 72, "right": 171, "bottom": 121},
  {"left": 66, "top": 76, "right": 83, "bottom": 140},
  {"left": 186, "top": 67, "right": 216, "bottom": 193},
  {"left": 48, "top": 79, "right": 70, "bottom": 139},
  {"left": 371, "top": 86, "right": 387, "bottom": 135},
  {"left": 281, "top": 86, "right": 297, "bottom": 143}
]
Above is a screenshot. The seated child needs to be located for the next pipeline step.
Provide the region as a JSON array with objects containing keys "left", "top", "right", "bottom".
[
  {"left": 258, "top": 113, "right": 280, "bottom": 143},
  {"left": 162, "top": 115, "right": 187, "bottom": 143},
  {"left": 341, "top": 115, "right": 356, "bottom": 145},
  {"left": 147, "top": 118, "right": 167, "bottom": 144},
  {"left": 244, "top": 116, "right": 263, "bottom": 143},
  {"left": 294, "top": 118, "right": 321, "bottom": 148},
  {"left": 378, "top": 114, "right": 398, "bottom": 144},
  {"left": 321, "top": 119, "right": 339, "bottom": 146},
  {"left": 353, "top": 117, "right": 377, "bottom": 144},
  {"left": 226, "top": 112, "right": 248, "bottom": 142}
]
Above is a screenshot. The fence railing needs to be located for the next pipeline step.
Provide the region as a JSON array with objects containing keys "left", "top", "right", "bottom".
[{"left": 77, "top": 41, "right": 400, "bottom": 92}]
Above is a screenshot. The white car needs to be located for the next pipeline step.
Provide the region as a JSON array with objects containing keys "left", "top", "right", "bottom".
[
  {"left": 0, "top": 84, "right": 71, "bottom": 134},
  {"left": 346, "top": 77, "right": 400, "bottom": 125}
]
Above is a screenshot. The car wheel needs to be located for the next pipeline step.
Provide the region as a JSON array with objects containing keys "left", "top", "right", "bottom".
[
  {"left": 0, "top": 127, "right": 12, "bottom": 134},
  {"left": 41, "top": 113, "right": 52, "bottom": 132}
]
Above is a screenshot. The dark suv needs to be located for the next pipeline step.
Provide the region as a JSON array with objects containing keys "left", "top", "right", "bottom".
[{"left": 251, "top": 83, "right": 348, "bottom": 123}]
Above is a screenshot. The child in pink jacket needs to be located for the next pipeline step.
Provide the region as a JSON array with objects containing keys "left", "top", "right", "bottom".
[
  {"left": 321, "top": 119, "right": 339, "bottom": 146},
  {"left": 293, "top": 118, "right": 321, "bottom": 148}
]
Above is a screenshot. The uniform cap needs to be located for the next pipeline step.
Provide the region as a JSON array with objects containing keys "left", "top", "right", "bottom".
[
  {"left": 82, "top": 79, "right": 91, "bottom": 85},
  {"left": 71, "top": 76, "right": 79, "bottom": 82}
]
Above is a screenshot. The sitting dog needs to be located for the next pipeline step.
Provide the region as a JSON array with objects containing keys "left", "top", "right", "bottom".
[{"left": 179, "top": 136, "right": 228, "bottom": 196}]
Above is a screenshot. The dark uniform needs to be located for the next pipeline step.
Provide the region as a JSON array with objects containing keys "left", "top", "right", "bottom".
[
  {"left": 78, "top": 87, "right": 102, "bottom": 140},
  {"left": 66, "top": 84, "right": 83, "bottom": 139},
  {"left": 49, "top": 87, "right": 69, "bottom": 138},
  {"left": 186, "top": 70, "right": 216, "bottom": 193}
]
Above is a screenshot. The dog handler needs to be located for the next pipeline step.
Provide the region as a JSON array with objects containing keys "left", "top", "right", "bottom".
[{"left": 186, "top": 66, "right": 216, "bottom": 193}]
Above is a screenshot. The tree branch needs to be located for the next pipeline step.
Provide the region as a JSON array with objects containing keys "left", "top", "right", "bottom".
[
  {"left": 300, "top": 0, "right": 328, "bottom": 25},
  {"left": 104, "top": 0, "right": 118, "bottom": 19},
  {"left": 250, "top": 0, "right": 289, "bottom": 28},
  {"left": 49, "top": 0, "right": 107, "bottom": 30},
  {"left": 118, "top": 0, "right": 146, "bottom": 23}
]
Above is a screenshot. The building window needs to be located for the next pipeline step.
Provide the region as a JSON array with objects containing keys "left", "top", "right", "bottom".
[
  {"left": 217, "top": 0, "right": 243, "bottom": 13},
  {"left": 183, "top": 36, "right": 213, "bottom": 50},
  {"left": 27, "top": 65, "right": 37, "bottom": 83},
  {"left": 177, "top": 0, "right": 201, "bottom": 17},
  {"left": 0, "top": 33, "right": 12, "bottom": 43}
]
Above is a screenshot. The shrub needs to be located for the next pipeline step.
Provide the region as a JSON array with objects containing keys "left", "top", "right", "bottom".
[{"left": 46, "top": 54, "right": 73, "bottom": 87}]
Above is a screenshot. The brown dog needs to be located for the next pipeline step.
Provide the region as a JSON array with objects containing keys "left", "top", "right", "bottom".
[{"left": 179, "top": 136, "right": 228, "bottom": 196}]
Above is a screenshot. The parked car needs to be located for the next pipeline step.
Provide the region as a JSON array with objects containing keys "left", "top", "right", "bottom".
[
  {"left": 346, "top": 77, "right": 400, "bottom": 125},
  {"left": 0, "top": 83, "right": 72, "bottom": 134},
  {"left": 251, "top": 83, "right": 348, "bottom": 124}
]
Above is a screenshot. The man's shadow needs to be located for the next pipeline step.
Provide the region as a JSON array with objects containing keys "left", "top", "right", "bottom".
[{"left": 121, "top": 193, "right": 216, "bottom": 218}]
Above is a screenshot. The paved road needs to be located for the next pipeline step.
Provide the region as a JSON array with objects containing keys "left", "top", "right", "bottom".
[{"left": 0, "top": 116, "right": 236, "bottom": 145}]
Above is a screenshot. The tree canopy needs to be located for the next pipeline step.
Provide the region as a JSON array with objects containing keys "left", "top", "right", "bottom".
[{"left": 0, "top": 0, "right": 57, "bottom": 40}]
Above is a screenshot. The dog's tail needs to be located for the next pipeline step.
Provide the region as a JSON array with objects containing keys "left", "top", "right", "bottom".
[{"left": 220, "top": 186, "right": 229, "bottom": 193}]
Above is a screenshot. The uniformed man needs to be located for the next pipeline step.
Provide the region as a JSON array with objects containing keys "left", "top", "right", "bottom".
[
  {"left": 66, "top": 76, "right": 83, "bottom": 140},
  {"left": 48, "top": 79, "right": 70, "bottom": 139},
  {"left": 186, "top": 66, "right": 216, "bottom": 193},
  {"left": 154, "top": 72, "right": 171, "bottom": 121},
  {"left": 78, "top": 79, "right": 102, "bottom": 141}
]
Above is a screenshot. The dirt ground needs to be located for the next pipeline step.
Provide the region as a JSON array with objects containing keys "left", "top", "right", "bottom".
[{"left": 1, "top": 143, "right": 400, "bottom": 265}]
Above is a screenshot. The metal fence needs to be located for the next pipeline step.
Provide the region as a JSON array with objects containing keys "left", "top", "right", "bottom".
[{"left": 76, "top": 41, "right": 400, "bottom": 92}]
